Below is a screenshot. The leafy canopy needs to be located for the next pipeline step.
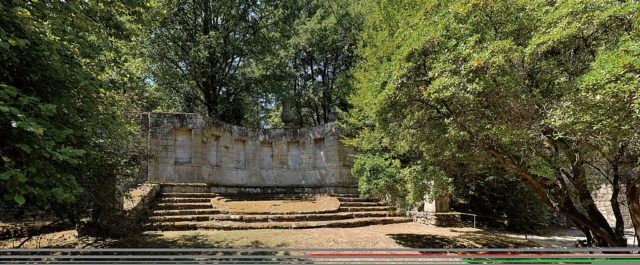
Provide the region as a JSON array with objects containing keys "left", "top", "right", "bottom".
[
  {"left": 345, "top": 0, "right": 640, "bottom": 246},
  {"left": 0, "top": 0, "right": 149, "bottom": 222}
]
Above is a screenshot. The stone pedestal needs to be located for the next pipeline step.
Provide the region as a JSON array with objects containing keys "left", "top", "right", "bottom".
[
  {"left": 281, "top": 101, "right": 295, "bottom": 128},
  {"left": 424, "top": 193, "right": 450, "bottom": 213}
]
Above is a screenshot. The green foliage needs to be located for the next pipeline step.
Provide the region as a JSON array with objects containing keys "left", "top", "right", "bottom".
[
  {"left": 145, "top": 0, "right": 297, "bottom": 125},
  {"left": 0, "top": 84, "right": 83, "bottom": 209},
  {"left": 351, "top": 153, "right": 445, "bottom": 208},
  {"left": 345, "top": 0, "right": 640, "bottom": 245},
  {"left": 271, "top": 0, "right": 362, "bottom": 127},
  {"left": 147, "top": 0, "right": 361, "bottom": 127},
  {"left": 0, "top": 0, "right": 149, "bottom": 228},
  {"left": 352, "top": 154, "right": 402, "bottom": 199}
]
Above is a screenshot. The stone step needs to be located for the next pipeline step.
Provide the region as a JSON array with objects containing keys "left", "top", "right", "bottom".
[
  {"left": 148, "top": 211, "right": 403, "bottom": 223},
  {"left": 160, "top": 183, "right": 211, "bottom": 193},
  {"left": 220, "top": 208, "right": 340, "bottom": 215},
  {"left": 147, "top": 217, "right": 413, "bottom": 231},
  {"left": 159, "top": 197, "right": 214, "bottom": 203},
  {"left": 152, "top": 209, "right": 224, "bottom": 216},
  {"left": 161, "top": 192, "right": 220, "bottom": 198},
  {"left": 335, "top": 197, "right": 379, "bottom": 202},
  {"left": 150, "top": 215, "right": 212, "bottom": 222},
  {"left": 154, "top": 202, "right": 213, "bottom": 210},
  {"left": 331, "top": 194, "right": 359, "bottom": 198},
  {"left": 339, "top": 201, "right": 386, "bottom": 207},
  {"left": 339, "top": 206, "right": 395, "bottom": 212}
]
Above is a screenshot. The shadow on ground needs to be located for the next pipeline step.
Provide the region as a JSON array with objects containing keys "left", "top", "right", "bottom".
[
  {"left": 388, "top": 230, "right": 539, "bottom": 248},
  {"left": 108, "top": 233, "right": 231, "bottom": 248},
  {"left": 59, "top": 232, "right": 290, "bottom": 249},
  {"left": 38, "top": 234, "right": 305, "bottom": 264}
]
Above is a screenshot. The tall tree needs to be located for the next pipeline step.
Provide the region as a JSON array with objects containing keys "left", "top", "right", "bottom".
[
  {"left": 345, "top": 0, "right": 640, "bottom": 246},
  {"left": 147, "top": 0, "right": 361, "bottom": 128},
  {"left": 0, "top": 0, "right": 150, "bottom": 234},
  {"left": 147, "top": 0, "right": 299, "bottom": 125},
  {"left": 273, "top": 0, "right": 361, "bottom": 127}
]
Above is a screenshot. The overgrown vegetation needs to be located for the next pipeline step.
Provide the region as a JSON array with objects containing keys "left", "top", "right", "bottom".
[
  {"left": 451, "top": 172, "right": 552, "bottom": 234},
  {"left": 146, "top": 0, "right": 361, "bottom": 127},
  {"left": 0, "top": 0, "right": 148, "bottom": 234},
  {"left": 344, "top": 0, "right": 640, "bottom": 246}
]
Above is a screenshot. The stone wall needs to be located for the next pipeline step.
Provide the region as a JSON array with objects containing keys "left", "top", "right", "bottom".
[
  {"left": 412, "top": 212, "right": 464, "bottom": 227},
  {"left": 122, "top": 182, "right": 160, "bottom": 216},
  {"left": 139, "top": 112, "right": 355, "bottom": 190},
  {"left": 592, "top": 183, "right": 633, "bottom": 229}
]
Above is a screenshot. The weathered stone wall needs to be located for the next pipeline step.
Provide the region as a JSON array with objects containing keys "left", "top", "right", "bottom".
[{"left": 139, "top": 112, "right": 355, "bottom": 189}]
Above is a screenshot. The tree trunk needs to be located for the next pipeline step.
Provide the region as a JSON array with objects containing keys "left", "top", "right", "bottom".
[
  {"left": 488, "top": 148, "right": 623, "bottom": 246},
  {"left": 557, "top": 176, "right": 622, "bottom": 247},
  {"left": 610, "top": 162, "right": 626, "bottom": 242},
  {"left": 201, "top": 0, "right": 219, "bottom": 119},
  {"left": 626, "top": 176, "right": 640, "bottom": 243},
  {"left": 570, "top": 159, "right": 618, "bottom": 241}
]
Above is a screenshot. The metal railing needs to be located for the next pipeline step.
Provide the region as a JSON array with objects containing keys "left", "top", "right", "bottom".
[{"left": 456, "top": 212, "right": 478, "bottom": 228}]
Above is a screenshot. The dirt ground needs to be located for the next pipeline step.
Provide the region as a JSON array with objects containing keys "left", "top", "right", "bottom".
[
  {"left": 1, "top": 222, "right": 538, "bottom": 249},
  {"left": 503, "top": 227, "right": 640, "bottom": 248},
  {"left": 211, "top": 195, "right": 340, "bottom": 213}
]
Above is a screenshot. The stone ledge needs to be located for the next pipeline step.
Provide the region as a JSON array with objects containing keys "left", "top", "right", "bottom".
[
  {"left": 159, "top": 183, "right": 358, "bottom": 195},
  {"left": 412, "top": 212, "right": 464, "bottom": 227}
]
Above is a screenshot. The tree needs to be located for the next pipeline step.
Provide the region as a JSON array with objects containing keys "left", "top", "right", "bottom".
[
  {"left": 345, "top": 0, "right": 640, "bottom": 246},
  {"left": 269, "top": 0, "right": 361, "bottom": 127},
  {"left": 344, "top": 0, "right": 452, "bottom": 209},
  {"left": 146, "top": 0, "right": 300, "bottom": 126},
  {"left": 146, "top": 0, "right": 361, "bottom": 128},
  {"left": 0, "top": 0, "right": 149, "bottom": 234}
]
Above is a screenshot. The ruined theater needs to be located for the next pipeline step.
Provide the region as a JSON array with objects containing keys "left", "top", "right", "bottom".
[{"left": 127, "top": 112, "right": 412, "bottom": 230}]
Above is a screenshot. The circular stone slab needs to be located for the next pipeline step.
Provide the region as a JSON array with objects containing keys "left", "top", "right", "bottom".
[{"left": 211, "top": 195, "right": 340, "bottom": 214}]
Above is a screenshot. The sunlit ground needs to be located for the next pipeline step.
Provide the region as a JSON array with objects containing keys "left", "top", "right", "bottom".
[{"left": 1, "top": 222, "right": 542, "bottom": 249}]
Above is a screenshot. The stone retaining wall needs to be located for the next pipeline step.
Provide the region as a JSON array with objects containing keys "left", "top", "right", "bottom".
[
  {"left": 139, "top": 113, "right": 355, "bottom": 189},
  {"left": 412, "top": 212, "right": 463, "bottom": 227},
  {"left": 123, "top": 182, "right": 160, "bottom": 216}
]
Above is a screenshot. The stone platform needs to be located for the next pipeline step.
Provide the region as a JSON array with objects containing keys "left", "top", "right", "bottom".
[{"left": 143, "top": 184, "right": 411, "bottom": 231}]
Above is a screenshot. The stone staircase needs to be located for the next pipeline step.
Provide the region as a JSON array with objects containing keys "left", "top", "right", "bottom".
[{"left": 145, "top": 191, "right": 411, "bottom": 231}]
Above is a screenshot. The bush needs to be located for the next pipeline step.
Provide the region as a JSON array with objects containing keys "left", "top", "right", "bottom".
[
  {"left": 0, "top": 1, "right": 147, "bottom": 237},
  {"left": 352, "top": 154, "right": 403, "bottom": 200},
  {"left": 451, "top": 173, "right": 552, "bottom": 234},
  {"left": 352, "top": 154, "right": 449, "bottom": 209}
]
